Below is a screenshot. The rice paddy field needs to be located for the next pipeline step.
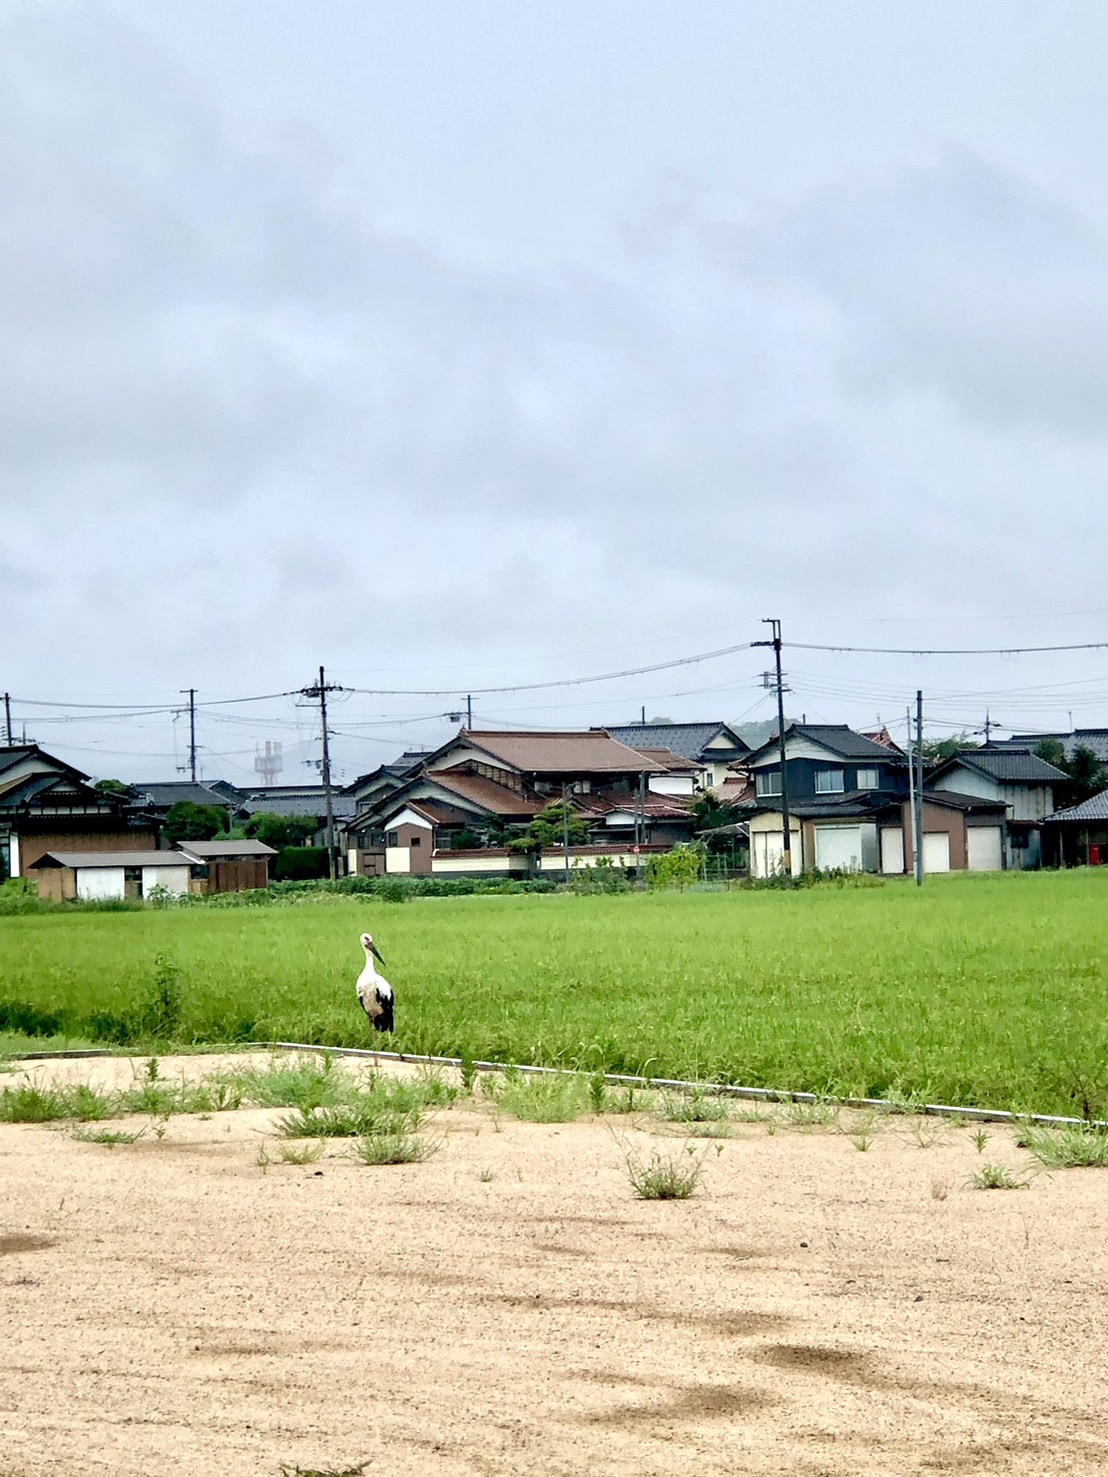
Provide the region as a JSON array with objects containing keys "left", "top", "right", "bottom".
[{"left": 3, "top": 870, "right": 1108, "bottom": 1117}]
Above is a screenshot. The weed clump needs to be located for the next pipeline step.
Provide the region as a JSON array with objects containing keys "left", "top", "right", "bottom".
[
  {"left": 1018, "top": 1124, "right": 1108, "bottom": 1168},
  {"left": 624, "top": 1143, "right": 713, "bottom": 1199},
  {"left": 969, "top": 1163, "right": 1028, "bottom": 1190}
]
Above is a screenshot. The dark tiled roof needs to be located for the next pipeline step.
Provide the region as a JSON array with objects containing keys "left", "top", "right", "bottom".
[
  {"left": 920, "top": 789, "right": 1008, "bottom": 814},
  {"left": 603, "top": 723, "right": 749, "bottom": 762},
  {"left": 630, "top": 746, "right": 701, "bottom": 772},
  {"left": 937, "top": 749, "right": 1067, "bottom": 784},
  {"left": 1000, "top": 731, "right": 1108, "bottom": 763},
  {"left": 745, "top": 724, "right": 905, "bottom": 767},
  {"left": 1044, "top": 790, "right": 1108, "bottom": 823},
  {"left": 0, "top": 744, "right": 89, "bottom": 780},
  {"left": 127, "top": 781, "right": 236, "bottom": 810},
  {"left": 241, "top": 794, "right": 356, "bottom": 820},
  {"left": 752, "top": 790, "right": 892, "bottom": 820}
]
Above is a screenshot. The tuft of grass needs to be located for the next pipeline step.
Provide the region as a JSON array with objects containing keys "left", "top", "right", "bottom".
[
  {"left": 494, "top": 1073, "right": 588, "bottom": 1123},
  {"left": 272, "top": 1076, "right": 446, "bottom": 1139},
  {"left": 350, "top": 1131, "right": 438, "bottom": 1165},
  {"left": 478, "top": 1167, "right": 495, "bottom": 1182},
  {"left": 971, "top": 1128, "right": 990, "bottom": 1154},
  {"left": 852, "top": 1133, "right": 873, "bottom": 1152},
  {"left": 0, "top": 1082, "right": 114, "bottom": 1123},
  {"left": 588, "top": 1071, "right": 608, "bottom": 1113},
  {"left": 275, "top": 1140, "right": 326, "bottom": 1164},
  {"left": 1018, "top": 1124, "right": 1108, "bottom": 1168},
  {"left": 784, "top": 1099, "right": 840, "bottom": 1129},
  {"left": 279, "top": 1463, "right": 369, "bottom": 1477},
  {"left": 930, "top": 1176, "right": 950, "bottom": 1201},
  {"left": 624, "top": 1142, "right": 710, "bottom": 1200},
  {"left": 657, "top": 1088, "right": 730, "bottom": 1124},
  {"left": 232, "top": 1056, "right": 352, "bottom": 1110},
  {"left": 969, "top": 1163, "right": 1028, "bottom": 1190},
  {"left": 72, "top": 1127, "right": 145, "bottom": 1147}
]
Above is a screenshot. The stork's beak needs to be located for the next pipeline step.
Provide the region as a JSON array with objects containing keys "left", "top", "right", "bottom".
[{"left": 370, "top": 942, "right": 386, "bottom": 966}]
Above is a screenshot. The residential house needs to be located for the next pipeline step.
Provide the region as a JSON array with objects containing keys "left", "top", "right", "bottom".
[
  {"left": 601, "top": 721, "right": 751, "bottom": 787},
  {"left": 124, "top": 780, "right": 246, "bottom": 826},
  {"left": 927, "top": 748, "right": 1067, "bottom": 869},
  {"left": 1041, "top": 790, "right": 1108, "bottom": 868},
  {"left": 743, "top": 724, "right": 1009, "bottom": 876},
  {"left": 346, "top": 728, "right": 695, "bottom": 877},
  {"left": 0, "top": 745, "right": 156, "bottom": 880},
  {"left": 995, "top": 730, "right": 1108, "bottom": 764}
]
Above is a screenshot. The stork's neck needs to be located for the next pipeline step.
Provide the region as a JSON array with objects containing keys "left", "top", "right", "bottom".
[{"left": 361, "top": 947, "right": 380, "bottom": 977}]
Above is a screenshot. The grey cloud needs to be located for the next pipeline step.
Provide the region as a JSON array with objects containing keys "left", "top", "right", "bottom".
[{"left": 721, "top": 149, "right": 1108, "bottom": 434}]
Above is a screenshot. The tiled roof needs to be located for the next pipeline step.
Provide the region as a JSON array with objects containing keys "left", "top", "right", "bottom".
[
  {"left": 920, "top": 789, "right": 1009, "bottom": 814},
  {"left": 745, "top": 724, "right": 904, "bottom": 766},
  {"left": 127, "top": 781, "right": 237, "bottom": 809},
  {"left": 463, "top": 730, "right": 666, "bottom": 775},
  {"left": 752, "top": 791, "right": 893, "bottom": 820},
  {"left": 0, "top": 744, "right": 89, "bottom": 780},
  {"left": 241, "top": 794, "right": 356, "bottom": 820},
  {"left": 403, "top": 799, "right": 476, "bottom": 826},
  {"left": 31, "top": 851, "right": 189, "bottom": 869},
  {"left": 630, "top": 746, "right": 701, "bottom": 772},
  {"left": 177, "top": 840, "right": 277, "bottom": 858},
  {"left": 427, "top": 770, "right": 540, "bottom": 817},
  {"left": 938, "top": 749, "right": 1067, "bottom": 784},
  {"left": 1044, "top": 790, "right": 1108, "bottom": 823},
  {"left": 1000, "top": 731, "right": 1108, "bottom": 763},
  {"left": 602, "top": 723, "right": 749, "bottom": 762}
]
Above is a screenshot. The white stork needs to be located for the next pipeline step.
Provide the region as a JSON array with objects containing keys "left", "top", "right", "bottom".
[{"left": 356, "top": 932, "right": 395, "bottom": 1033}]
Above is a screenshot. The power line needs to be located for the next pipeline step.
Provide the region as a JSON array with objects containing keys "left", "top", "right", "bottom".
[{"left": 787, "top": 641, "right": 1108, "bottom": 657}]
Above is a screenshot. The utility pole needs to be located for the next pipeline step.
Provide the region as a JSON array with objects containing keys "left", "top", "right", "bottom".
[
  {"left": 467, "top": 693, "right": 473, "bottom": 730},
  {"left": 561, "top": 781, "right": 571, "bottom": 888},
  {"left": 301, "top": 666, "right": 344, "bottom": 881},
  {"left": 180, "top": 689, "right": 197, "bottom": 781},
  {"left": 914, "top": 690, "right": 925, "bottom": 887},
  {"left": 755, "top": 619, "right": 792, "bottom": 876},
  {"left": 905, "top": 705, "right": 917, "bottom": 882},
  {"left": 2, "top": 692, "right": 11, "bottom": 747}
]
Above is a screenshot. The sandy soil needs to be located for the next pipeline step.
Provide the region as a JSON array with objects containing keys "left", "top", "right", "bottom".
[{"left": 3, "top": 1051, "right": 1108, "bottom": 1477}]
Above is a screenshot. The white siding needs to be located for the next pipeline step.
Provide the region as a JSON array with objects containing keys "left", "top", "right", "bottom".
[
  {"left": 385, "top": 846, "right": 411, "bottom": 874},
  {"left": 10, "top": 833, "right": 20, "bottom": 878},
  {"left": 76, "top": 867, "right": 126, "bottom": 901},
  {"left": 433, "top": 852, "right": 524, "bottom": 873},
  {"left": 748, "top": 814, "right": 803, "bottom": 876}
]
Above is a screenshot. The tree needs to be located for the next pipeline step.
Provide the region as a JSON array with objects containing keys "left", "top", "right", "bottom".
[
  {"left": 921, "top": 732, "right": 979, "bottom": 761},
  {"left": 243, "top": 812, "right": 318, "bottom": 849},
  {"left": 690, "top": 792, "right": 745, "bottom": 854},
  {"left": 1037, "top": 740, "right": 1108, "bottom": 807},
  {"left": 93, "top": 778, "right": 131, "bottom": 795},
  {"left": 508, "top": 799, "right": 591, "bottom": 856},
  {"left": 163, "top": 801, "right": 229, "bottom": 844}
]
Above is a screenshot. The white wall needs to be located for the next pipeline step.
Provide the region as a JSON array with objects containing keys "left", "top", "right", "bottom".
[
  {"left": 385, "top": 846, "right": 411, "bottom": 874},
  {"left": 10, "top": 833, "right": 20, "bottom": 878},
  {"left": 748, "top": 813, "right": 803, "bottom": 876},
  {"left": 76, "top": 867, "right": 125, "bottom": 901},
  {"left": 142, "top": 865, "right": 190, "bottom": 897},
  {"left": 382, "top": 807, "right": 433, "bottom": 832},
  {"left": 432, "top": 852, "right": 525, "bottom": 874}
]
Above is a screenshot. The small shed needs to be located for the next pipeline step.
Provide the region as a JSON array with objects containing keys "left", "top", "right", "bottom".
[
  {"left": 30, "top": 851, "right": 192, "bottom": 903},
  {"left": 177, "top": 839, "right": 277, "bottom": 893}
]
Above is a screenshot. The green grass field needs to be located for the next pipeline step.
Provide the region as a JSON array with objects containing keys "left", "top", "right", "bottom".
[{"left": 3, "top": 871, "right": 1108, "bottom": 1116}]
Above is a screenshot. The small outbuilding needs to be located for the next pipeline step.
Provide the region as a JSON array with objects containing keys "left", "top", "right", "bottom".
[
  {"left": 1041, "top": 791, "right": 1108, "bottom": 868},
  {"left": 30, "top": 850, "right": 192, "bottom": 903},
  {"left": 177, "top": 839, "right": 277, "bottom": 893}
]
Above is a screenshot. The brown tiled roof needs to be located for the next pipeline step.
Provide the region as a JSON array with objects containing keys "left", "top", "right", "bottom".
[
  {"left": 630, "top": 747, "right": 699, "bottom": 772},
  {"left": 714, "top": 775, "right": 755, "bottom": 803},
  {"left": 428, "top": 770, "right": 540, "bottom": 817},
  {"left": 405, "top": 799, "right": 475, "bottom": 826},
  {"left": 463, "top": 731, "right": 665, "bottom": 775}
]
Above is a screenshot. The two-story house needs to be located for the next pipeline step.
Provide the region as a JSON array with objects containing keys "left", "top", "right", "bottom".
[
  {"left": 926, "top": 748, "right": 1067, "bottom": 869},
  {"left": 744, "top": 725, "right": 1010, "bottom": 877}
]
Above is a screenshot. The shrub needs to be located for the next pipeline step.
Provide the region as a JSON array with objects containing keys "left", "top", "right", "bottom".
[{"left": 647, "top": 845, "right": 704, "bottom": 891}]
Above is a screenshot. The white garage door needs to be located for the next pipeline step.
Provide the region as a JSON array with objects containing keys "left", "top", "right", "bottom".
[
  {"left": 923, "top": 832, "right": 951, "bottom": 873},
  {"left": 967, "top": 826, "right": 1003, "bottom": 872},
  {"left": 880, "top": 827, "right": 905, "bottom": 874},
  {"left": 815, "top": 826, "right": 863, "bottom": 872}
]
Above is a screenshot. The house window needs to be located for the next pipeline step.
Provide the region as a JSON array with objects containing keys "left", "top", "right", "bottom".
[
  {"left": 755, "top": 769, "right": 782, "bottom": 797},
  {"left": 814, "top": 768, "right": 845, "bottom": 794},
  {"left": 410, "top": 835, "right": 421, "bottom": 847},
  {"left": 386, "top": 831, "right": 398, "bottom": 847},
  {"left": 856, "top": 768, "right": 880, "bottom": 790}
]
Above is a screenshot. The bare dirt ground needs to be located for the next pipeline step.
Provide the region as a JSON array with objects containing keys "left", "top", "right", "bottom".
[{"left": 4, "top": 1051, "right": 1108, "bottom": 1477}]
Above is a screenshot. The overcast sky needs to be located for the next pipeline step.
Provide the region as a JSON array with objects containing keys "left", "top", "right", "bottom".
[{"left": 4, "top": 0, "right": 1108, "bottom": 783}]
